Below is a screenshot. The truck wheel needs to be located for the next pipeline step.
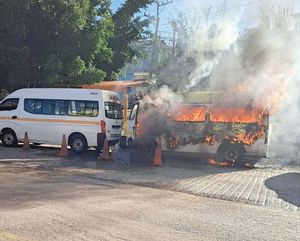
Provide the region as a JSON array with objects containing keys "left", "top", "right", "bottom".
[
  {"left": 1, "top": 129, "right": 18, "bottom": 147},
  {"left": 69, "top": 134, "right": 88, "bottom": 154},
  {"left": 217, "top": 142, "right": 245, "bottom": 166}
]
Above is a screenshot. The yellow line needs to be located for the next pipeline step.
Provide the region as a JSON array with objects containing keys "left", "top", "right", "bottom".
[
  {"left": 0, "top": 117, "right": 11, "bottom": 121},
  {"left": 0, "top": 231, "right": 34, "bottom": 241},
  {"left": 0, "top": 117, "right": 99, "bottom": 126}
]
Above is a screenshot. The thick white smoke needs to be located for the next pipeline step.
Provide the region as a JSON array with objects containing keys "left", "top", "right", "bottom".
[{"left": 155, "top": 2, "right": 300, "bottom": 164}]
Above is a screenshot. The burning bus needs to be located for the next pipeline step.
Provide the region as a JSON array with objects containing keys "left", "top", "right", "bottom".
[
  {"left": 164, "top": 104, "right": 269, "bottom": 164},
  {"left": 126, "top": 92, "right": 270, "bottom": 165}
]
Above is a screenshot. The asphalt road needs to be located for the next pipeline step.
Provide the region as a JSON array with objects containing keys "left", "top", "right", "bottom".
[{"left": 0, "top": 163, "right": 299, "bottom": 241}]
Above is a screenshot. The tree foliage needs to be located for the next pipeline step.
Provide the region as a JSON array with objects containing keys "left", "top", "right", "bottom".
[
  {"left": 105, "top": 0, "right": 154, "bottom": 79},
  {"left": 0, "top": 0, "right": 152, "bottom": 91}
]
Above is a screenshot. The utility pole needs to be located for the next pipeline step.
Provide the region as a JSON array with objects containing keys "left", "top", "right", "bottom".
[
  {"left": 150, "top": 0, "right": 173, "bottom": 77},
  {"left": 171, "top": 20, "right": 177, "bottom": 56}
]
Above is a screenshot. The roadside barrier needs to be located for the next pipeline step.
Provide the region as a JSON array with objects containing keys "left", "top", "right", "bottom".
[
  {"left": 23, "top": 132, "right": 30, "bottom": 151},
  {"left": 59, "top": 134, "right": 68, "bottom": 157},
  {"left": 100, "top": 120, "right": 106, "bottom": 133},
  {"left": 98, "top": 120, "right": 110, "bottom": 160},
  {"left": 101, "top": 137, "right": 110, "bottom": 161},
  {"left": 152, "top": 137, "right": 162, "bottom": 167}
]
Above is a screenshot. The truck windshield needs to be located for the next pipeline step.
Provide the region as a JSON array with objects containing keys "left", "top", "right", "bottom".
[{"left": 105, "top": 102, "right": 123, "bottom": 120}]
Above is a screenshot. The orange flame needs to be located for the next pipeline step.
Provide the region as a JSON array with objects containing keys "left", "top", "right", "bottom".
[
  {"left": 210, "top": 107, "right": 265, "bottom": 124},
  {"left": 173, "top": 105, "right": 207, "bottom": 122},
  {"left": 167, "top": 105, "right": 267, "bottom": 148}
]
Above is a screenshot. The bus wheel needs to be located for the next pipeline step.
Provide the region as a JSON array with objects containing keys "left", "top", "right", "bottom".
[
  {"left": 69, "top": 134, "right": 88, "bottom": 154},
  {"left": 1, "top": 129, "right": 18, "bottom": 147},
  {"left": 217, "top": 142, "right": 245, "bottom": 166}
]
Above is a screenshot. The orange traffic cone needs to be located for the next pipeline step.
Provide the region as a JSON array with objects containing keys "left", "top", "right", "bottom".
[
  {"left": 23, "top": 132, "right": 30, "bottom": 151},
  {"left": 59, "top": 134, "right": 68, "bottom": 157},
  {"left": 152, "top": 137, "right": 162, "bottom": 167},
  {"left": 101, "top": 137, "right": 110, "bottom": 161}
]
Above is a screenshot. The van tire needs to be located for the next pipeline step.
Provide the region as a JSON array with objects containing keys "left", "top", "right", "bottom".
[
  {"left": 217, "top": 142, "right": 245, "bottom": 166},
  {"left": 69, "top": 134, "right": 88, "bottom": 154},
  {"left": 1, "top": 129, "right": 18, "bottom": 147}
]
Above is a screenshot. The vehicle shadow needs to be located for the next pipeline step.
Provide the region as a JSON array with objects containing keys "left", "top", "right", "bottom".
[{"left": 265, "top": 173, "right": 300, "bottom": 207}]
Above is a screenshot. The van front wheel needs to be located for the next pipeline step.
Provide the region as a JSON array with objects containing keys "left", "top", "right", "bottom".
[
  {"left": 69, "top": 134, "right": 88, "bottom": 154},
  {"left": 1, "top": 129, "right": 18, "bottom": 147}
]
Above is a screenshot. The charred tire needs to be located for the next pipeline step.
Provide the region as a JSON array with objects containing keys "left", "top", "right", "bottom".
[
  {"left": 69, "top": 134, "right": 88, "bottom": 154},
  {"left": 217, "top": 142, "right": 245, "bottom": 166},
  {"left": 1, "top": 129, "right": 18, "bottom": 147}
]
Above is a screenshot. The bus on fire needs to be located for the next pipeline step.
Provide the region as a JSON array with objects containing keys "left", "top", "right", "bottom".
[{"left": 125, "top": 93, "right": 270, "bottom": 165}]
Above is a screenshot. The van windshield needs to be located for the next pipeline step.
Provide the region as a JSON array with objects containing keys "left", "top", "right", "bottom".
[{"left": 105, "top": 102, "right": 123, "bottom": 120}]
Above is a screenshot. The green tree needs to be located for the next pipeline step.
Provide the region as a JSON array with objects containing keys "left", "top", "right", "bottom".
[
  {"left": 102, "top": 0, "right": 154, "bottom": 79},
  {"left": 0, "top": 0, "right": 153, "bottom": 92},
  {"left": 0, "top": 0, "right": 113, "bottom": 91}
]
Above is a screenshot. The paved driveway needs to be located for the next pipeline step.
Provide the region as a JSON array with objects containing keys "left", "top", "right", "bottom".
[{"left": 90, "top": 165, "right": 300, "bottom": 211}]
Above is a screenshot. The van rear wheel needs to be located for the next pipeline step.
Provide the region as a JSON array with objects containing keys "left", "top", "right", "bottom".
[
  {"left": 1, "top": 129, "right": 18, "bottom": 147},
  {"left": 69, "top": 134, "right": 88, "bottom": 154}
]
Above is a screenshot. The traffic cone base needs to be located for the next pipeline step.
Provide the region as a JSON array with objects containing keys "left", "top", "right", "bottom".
[
  {"left": 59, "top": 134, "right": 68, "bottom": 157},
  {"left": 101, "top": 137, "right": 110, "bottom": 161},
  {"left": 23, "top": 132, "right": 30, "bottom": 151},
  {"left": 152, "top": 137, "right": 162, "bottom": 167}
]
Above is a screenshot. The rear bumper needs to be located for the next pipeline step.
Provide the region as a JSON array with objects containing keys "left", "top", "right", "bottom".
[{"left": 108, "top": 140, "right": 119, "bottom": 146}]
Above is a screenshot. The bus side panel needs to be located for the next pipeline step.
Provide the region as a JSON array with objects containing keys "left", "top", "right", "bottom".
[{"left": 162, "top": 136, "right": 220, "bottom": 154}]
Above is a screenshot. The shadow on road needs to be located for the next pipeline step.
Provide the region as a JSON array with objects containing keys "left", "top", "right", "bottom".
[{"left": 265, "top": 173, "right": 300, "bottom": 207}]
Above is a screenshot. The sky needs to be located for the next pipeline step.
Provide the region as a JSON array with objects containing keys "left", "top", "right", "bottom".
[{"left": 111, "top": 0, "right": 300, "bottom": 43}]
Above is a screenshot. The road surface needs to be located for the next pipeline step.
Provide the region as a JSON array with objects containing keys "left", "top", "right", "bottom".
[{"left": 0, "top": 162, "right": 299, "bottom": 241}]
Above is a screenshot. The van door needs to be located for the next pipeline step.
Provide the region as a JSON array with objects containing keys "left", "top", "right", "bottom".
[
  {"left": 104, "top": 101, "right": 123, "bottom": 142},
  {"left": 127, "top": 102, "right": 139, "bottom": 139},
  {"left": 21, "top": 98, "right": 56, "bottom": 143},
  {"left": 0, "top": 98, "right": 20, "bottom": 140}
]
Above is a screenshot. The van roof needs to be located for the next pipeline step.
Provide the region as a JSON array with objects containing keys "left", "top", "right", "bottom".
[{"left": 8, "top": 88, "right": 119, "bottom": 100}]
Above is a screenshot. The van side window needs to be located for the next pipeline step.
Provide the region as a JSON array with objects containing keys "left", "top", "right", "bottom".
[
  {"left": 0, "top": 98, "right": 19, "bottom": 111},
  {"left": 24, "top": 99, "right": 99, "bottom": 117},
  {"left": 42, "top": 100, "right": 53, "bottom": 115},
  {"left": 67, "top": 101, "right": 99, "bottom": 117},
  {"left": 55, "top": 100, "right": 67, "bottom": 115},
  {"left": 105, "top": 102, "right": 123, "bottom": 119},
  {"left": 85, "top": 101, "right": 99, "bottom": 117},
  {"left": 68, "top": 101, "right": 85, "bottom": 116},
  {"left": 24, "top": 99, "right": 42, "bottom": 114}
]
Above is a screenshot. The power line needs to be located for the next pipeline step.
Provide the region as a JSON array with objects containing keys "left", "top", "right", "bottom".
[
  {"left": 160, "top": 0, "right": 267, "bottom": 22},
  {"left": 210, "top": 0, "right": 266, "bottom": 16}
]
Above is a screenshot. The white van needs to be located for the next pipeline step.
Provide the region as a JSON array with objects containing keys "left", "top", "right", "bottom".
[{"left": 0, "top": 88, "right": 123, "bottom": 153}]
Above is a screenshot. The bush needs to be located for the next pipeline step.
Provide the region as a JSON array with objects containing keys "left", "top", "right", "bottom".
[{"left": 0, "top": 89, "right": 9, "bottom": 101}]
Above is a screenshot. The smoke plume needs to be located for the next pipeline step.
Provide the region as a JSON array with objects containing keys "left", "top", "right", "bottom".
[{"left": 157, "top": 3, "right": 300, "bottom": 164}]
